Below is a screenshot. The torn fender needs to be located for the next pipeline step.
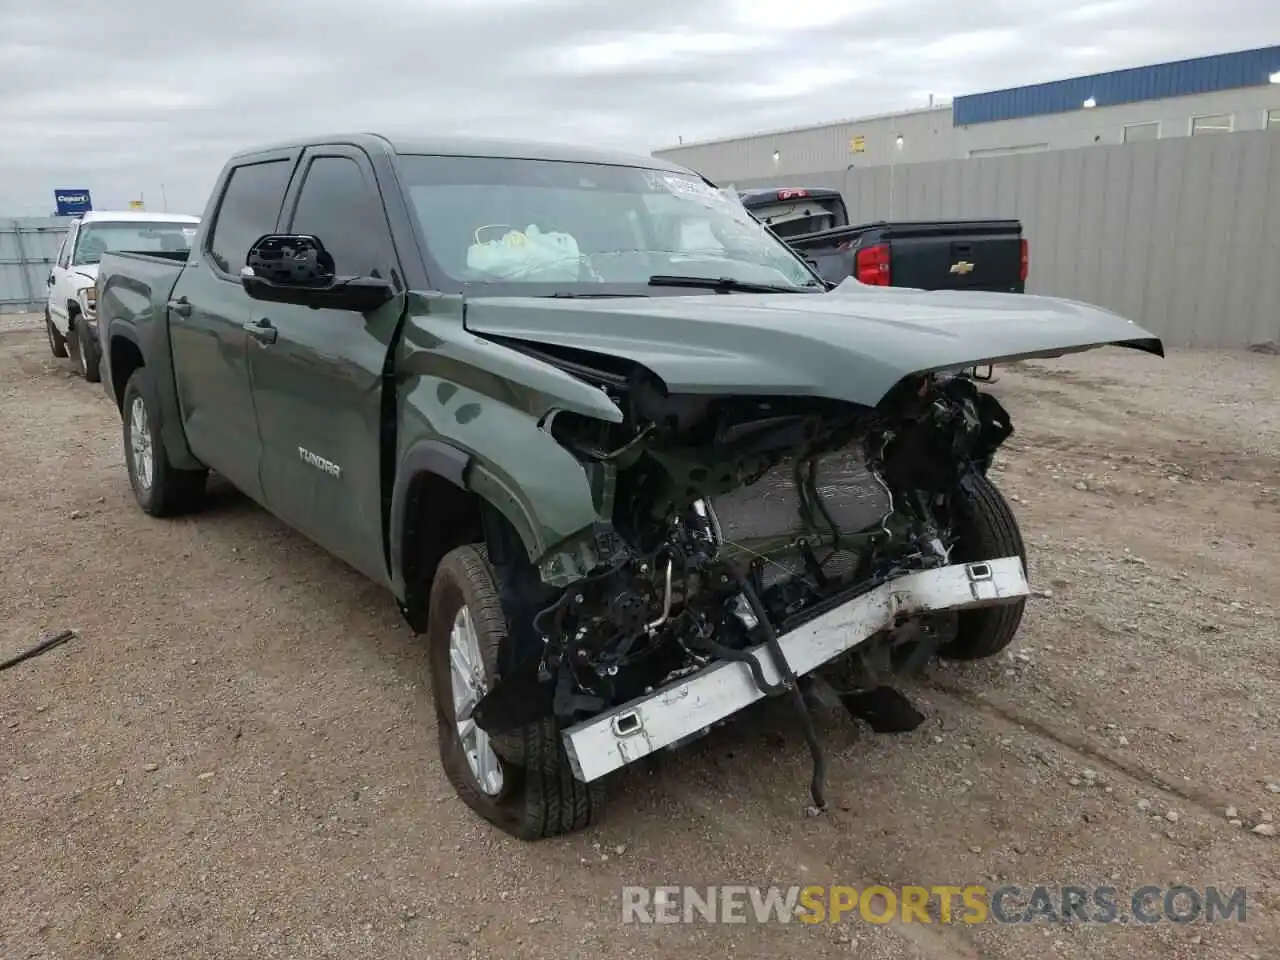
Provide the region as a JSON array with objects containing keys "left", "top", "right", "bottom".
[{"left": 393, "top": 307, "right": 622, "bottom": 577}]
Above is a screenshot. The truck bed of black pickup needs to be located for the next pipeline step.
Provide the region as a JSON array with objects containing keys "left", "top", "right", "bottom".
[
  {"left": 737, "top": 187, "right": 1027, "bottom": 293},
  {"left": 785, "top": 218, "right": 1027, "bottom": 292}
]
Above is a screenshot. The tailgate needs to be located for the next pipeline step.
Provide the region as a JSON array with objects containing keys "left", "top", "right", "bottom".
[{"left": 881, "top": 221, "right": 1024, "bottom": 293}]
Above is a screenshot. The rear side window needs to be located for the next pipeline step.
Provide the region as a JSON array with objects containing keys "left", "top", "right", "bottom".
[
  {"left": 748, "top": 197, "right": 845, "bottom": 238},
  {"left": 287, "top": 156, "right": 385, "bottom": 277},
  {"left": 207, "top": 159, "right": 292, "bottom": 275}
]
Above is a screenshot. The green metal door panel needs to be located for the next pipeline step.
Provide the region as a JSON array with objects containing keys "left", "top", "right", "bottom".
[
  {"left": 246, "top": 296, "right": 401, "bottom": 586},
  {"left": 169, "top": 264, "right": 263, "bottom": 499}
]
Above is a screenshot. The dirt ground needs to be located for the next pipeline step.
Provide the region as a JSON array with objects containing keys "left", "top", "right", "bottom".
[{"left": 1, "top": 311, "right": 1277, "bottom": 960}]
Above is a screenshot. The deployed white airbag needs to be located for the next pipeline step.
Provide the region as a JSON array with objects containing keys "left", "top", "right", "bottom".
[{"left": 466, "top": 224, "right": 581, "bottom": 280}]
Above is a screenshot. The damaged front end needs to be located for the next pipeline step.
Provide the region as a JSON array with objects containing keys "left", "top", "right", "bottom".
[{"left": 471, "top": 346, "right": 1025, "bottom": 808}]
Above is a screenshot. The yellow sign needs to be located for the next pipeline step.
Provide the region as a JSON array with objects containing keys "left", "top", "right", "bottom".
[
  {"left": 849, "top": 135, "right": 866, "bottom": 154},
  {"left": 949, "top": 260, "right": 975, "bottom": 275},
  {"left": 129, "top": 200, "right": 145, "bottom": 210}
]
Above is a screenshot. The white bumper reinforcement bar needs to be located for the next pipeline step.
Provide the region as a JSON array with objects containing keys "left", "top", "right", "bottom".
[{"left": 561, "top": 555, "right": 1029, "bottom": 783}]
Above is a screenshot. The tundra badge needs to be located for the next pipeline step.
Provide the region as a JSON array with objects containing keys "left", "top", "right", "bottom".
[{"left": 298, "top": 446, "right": 341, "bottom": 479}]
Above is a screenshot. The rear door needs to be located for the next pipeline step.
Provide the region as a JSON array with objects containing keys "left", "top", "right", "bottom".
[
  {"left": 170, "top": 153, "right": 297, "bottom": 500},
  {"left": 245, "top": 146, "right": 403, "bottom": 586}
]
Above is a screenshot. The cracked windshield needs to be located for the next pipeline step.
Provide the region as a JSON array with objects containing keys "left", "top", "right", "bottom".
[{"left": 400, "top": 154, "right": 821, "bottom": 291}]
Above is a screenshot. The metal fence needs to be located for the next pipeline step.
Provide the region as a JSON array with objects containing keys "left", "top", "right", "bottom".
[
  {"left": 0, "top": 217, "right": 72, "bottom": 314},
  {"left": 730, "top": 129, "right": 1280, "bottom": 349}
]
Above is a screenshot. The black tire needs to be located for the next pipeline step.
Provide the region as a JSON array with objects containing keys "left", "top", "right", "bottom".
[
  {"left": 121, "top": 368, "right": 207, "bottom": 517},
  {"left": 46, "top": 310, "right": 68, "bottom": 359},
  {"left": 68, "top": 317, "right": 102, "bottom": 383},
  {"left": 936, "top": 472, "right": 1028, "bottom": 661},
  {"left": 426, "top": 544, "right": 604, "bottom": 840},
  {"left": 83, "top": 337, "right": 102, "bottom": 383}
]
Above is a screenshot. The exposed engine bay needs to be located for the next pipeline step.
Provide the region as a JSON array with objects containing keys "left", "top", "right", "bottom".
[{"left": 472, "top": 341, "right": 1016, "bottom": 809}]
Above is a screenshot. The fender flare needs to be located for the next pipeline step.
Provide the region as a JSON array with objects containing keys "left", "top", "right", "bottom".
[
  {"left": 105, "top": 322, "right": 143, "bottom": 405},
  {"left": 388, "top": 438, "right": 543, "bottom": 594}
]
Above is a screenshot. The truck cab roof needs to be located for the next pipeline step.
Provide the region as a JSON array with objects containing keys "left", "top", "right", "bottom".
[
  {"left": 75, "top": 210, "right": 201, "bottom": 224},
  {"left": 228, "top": 132, "right": 693, "bottom": 173}
]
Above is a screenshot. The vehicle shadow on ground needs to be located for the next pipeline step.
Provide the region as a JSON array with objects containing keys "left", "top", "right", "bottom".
[{"left": 196, "top": 473, "right": 266, "bottom": 516}]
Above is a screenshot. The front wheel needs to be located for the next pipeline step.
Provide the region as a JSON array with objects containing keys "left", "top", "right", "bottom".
[
  {"left": 426, "top": 545, "right": 604, "bottom": 840},
  {"left": 121, "top": 368, "right": 207, "bottom": 517},
  {"left": 46, "top": 310, "right": 68, "bottom": 359},
  {"left": 935, "top": 472, "right": 1028, "bottom": 661},
  {"left": 69, "top": 318, "right": 101, "bottom": 383}
]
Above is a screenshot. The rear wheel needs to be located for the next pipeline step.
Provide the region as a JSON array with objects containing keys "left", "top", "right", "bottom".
[
  {"left": 936, "top": 472, "right": 1028, "bottom": 661},
  {"left": 426, "top": 545, "right": 604, "bottom": 840},
  {"left": 121, "top": 368, "right": 207, "bottom": 517},
  {"left": 45, "top": 310, "right": 68, "bottom": 359}
]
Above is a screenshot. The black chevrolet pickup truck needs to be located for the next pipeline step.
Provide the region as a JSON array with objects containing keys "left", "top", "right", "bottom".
[
  {"left": 738, "top": 186, "right": 1027, "bottom": 293},
  {"left": 92, "top": 132, "right": 1160, "bottom": 841}
]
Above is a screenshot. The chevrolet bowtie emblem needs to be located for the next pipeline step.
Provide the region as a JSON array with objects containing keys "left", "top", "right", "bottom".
[{"left": 949, "top": 260, "right": 975, "bottom": 275}]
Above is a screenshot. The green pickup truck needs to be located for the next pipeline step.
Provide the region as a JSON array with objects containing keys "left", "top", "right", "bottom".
[{"left": 95, "top": 133, "right": 1163, "bottom": 839}]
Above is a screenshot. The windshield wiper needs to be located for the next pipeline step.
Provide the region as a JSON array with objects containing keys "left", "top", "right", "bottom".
[{"left": 648, "top": 274, "right": 818, "bottom": 294}]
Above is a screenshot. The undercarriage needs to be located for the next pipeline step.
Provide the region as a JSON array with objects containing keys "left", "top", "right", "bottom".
[{"left": 470, "top": 350, "right": 1027, "bottom": 811}]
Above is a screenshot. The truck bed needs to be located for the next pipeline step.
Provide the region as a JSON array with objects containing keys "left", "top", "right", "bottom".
[
  {"left": 736, "top": 188, "right": 1025, "bottom": 294},
  {"left": 786, "top": 219, "right": 1025, "bottom": 293},
  {"left": 95, "top": 249, "right": 198, "bottom": 470}
]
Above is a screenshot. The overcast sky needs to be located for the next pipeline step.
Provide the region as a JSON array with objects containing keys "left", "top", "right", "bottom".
[{"left": 1, "top": 0, "right": 1277, "bottom": 215}]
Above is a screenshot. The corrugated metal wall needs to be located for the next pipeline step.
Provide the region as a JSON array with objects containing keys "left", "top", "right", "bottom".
[
  {"left": 0, "top": 217, "right": 72, "bottom": 314},
  {"left": 953, "top": 46, "right": 1280, "bottom": 125},
  {"left": 733, "top": 129, "right": 1280, "bottom": 350}
]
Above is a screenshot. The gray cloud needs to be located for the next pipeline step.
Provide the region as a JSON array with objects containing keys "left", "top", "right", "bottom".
[{"left": 1, "top": 0, "right": 1276, "bottom": 214}]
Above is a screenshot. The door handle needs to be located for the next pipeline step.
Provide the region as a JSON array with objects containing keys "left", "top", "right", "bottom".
[
  {"left": 167, "top": 296, "right": 192, "bottom": 317},
  {"left": 243, "top": 317, "right": 277, "bottom": 345}
]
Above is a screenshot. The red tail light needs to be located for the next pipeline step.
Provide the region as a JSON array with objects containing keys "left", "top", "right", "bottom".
[
  {"left": 1019, "top": 238, "right": 1029, "bottom": 282},
  {"left": 855, "top": 243, "right": 891, "bottom": 286}
]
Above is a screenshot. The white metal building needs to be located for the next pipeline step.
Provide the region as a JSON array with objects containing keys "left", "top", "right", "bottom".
[{"left": 652, "top": 45, "right": 1280, "bottom": 183}]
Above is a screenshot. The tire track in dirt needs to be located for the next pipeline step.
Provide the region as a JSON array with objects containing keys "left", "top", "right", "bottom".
[
  {"left": 921, "top": 677, "right": 1250, "bottom": 826},
  {"left": 662, "top": 780, "right": 984, "bottom": 960}
]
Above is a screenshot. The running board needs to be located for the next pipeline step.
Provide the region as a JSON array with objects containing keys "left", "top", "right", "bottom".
[{"left": 561, "top": 555, "right": 1029, "bottom": 783}]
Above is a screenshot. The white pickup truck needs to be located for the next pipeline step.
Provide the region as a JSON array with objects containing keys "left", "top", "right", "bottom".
[{"left": 45, "top": 211, "right": 200, "bottom": 381}]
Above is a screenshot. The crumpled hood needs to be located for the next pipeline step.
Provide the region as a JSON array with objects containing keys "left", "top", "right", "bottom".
[
  {"left": 462, "top": 283, "right": 1163, "bottom": 408},
  {"left": 71, "top": 266, "right": 98, "bottom": 289}
]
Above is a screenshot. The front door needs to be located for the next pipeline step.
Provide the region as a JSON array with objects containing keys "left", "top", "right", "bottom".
[
  {"left": 169, "top": 154, "right": 297, "bottom": 501},
  {"left": 245, "top": 147, "right": 404, "bottom": 586},
  {"left": 48, "top": 223, "right": 78, "bottom": 334}
]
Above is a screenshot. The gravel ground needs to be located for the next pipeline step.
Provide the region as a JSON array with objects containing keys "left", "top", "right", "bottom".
[{"left": 2, "top": 311, "right": 1278, "bottom": 960}]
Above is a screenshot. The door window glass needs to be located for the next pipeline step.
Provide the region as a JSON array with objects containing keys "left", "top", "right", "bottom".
[
  {"left": 288, "top": 156, "right": 385, "bottom": 277},
  {"left": 207, "top": 159, "right": 293, "bottom": 275}
]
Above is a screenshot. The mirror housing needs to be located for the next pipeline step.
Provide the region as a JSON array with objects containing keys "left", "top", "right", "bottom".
[{"left": 240, "top": 234, "right": 394, "bottom": 312}]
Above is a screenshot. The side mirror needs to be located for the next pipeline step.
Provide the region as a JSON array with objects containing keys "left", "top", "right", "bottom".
[{"left": 240, "top": 234, "right": 394, "bottom": 313}]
